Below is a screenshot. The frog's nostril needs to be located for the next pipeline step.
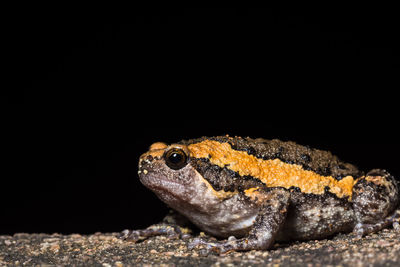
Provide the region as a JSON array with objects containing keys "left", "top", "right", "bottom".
[{"left": 139, "top": 153, "right": 154, "bottom": 162}]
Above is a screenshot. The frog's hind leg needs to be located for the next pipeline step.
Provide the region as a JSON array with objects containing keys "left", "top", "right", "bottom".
[{"left": 352, "top": 169, "right": 400, "bottom": 237}]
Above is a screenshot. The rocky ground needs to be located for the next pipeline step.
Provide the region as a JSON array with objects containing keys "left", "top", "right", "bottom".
[{"left": 1, "top": 228, "right": 399, "bottom": 266}]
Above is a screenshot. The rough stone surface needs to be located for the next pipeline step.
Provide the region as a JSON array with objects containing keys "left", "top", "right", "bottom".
[{"left": 1, "top": 228, "right": 400, "bottom": 266}]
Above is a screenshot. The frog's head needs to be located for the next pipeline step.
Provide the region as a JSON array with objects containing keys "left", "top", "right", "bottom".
[{"left": 138, "top": 142, "right": 222, "bottom": 211}]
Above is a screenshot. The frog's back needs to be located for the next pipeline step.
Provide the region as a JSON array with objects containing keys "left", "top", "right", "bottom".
[{"left": 180, "top": 135, "right": 363, "bottom": 180}]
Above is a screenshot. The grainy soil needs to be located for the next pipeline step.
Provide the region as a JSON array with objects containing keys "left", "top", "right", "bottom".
[{"left": 1, "top": 228, "right": 399, "bottom": 266}]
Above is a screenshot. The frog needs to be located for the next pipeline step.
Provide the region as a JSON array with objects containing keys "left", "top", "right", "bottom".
[{"left": 121, "top": 135, "right": 400, "bottom": 254}]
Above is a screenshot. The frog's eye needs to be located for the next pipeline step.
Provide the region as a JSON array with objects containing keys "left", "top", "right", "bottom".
[{"left": 164, "top": 148, "right": 188, "bottom": 170}]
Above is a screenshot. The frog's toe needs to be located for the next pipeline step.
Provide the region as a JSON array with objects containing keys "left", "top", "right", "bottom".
[
  {"left": 353, "top": 221, "right": 391, "bottom": 238},
  {"left": 119, "top": 229, "right": 141, "bottom": 242},
  {"left": 188, "top": 238, "right": 220, "bottom": 255},
  {"left": 188, "top": 236, "right": 241, "bottom": 255},
  {"left": 188, "top": 237, "right": 208, "bottom": 250},
  {"left": 391, "top": 209, "right": 400, "bottom": 231},
  {"left": 393, "top": 221, "right": 400, "bottom": 231},
  {"left": 353, "top": 223, "right": 368, "bottom": 238}
]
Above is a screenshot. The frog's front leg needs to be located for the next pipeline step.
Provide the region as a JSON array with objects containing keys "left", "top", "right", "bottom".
[
  {"left": 120, "top": 210, "right": 192, "bottom": 242},
  {"left": 120, "top": 224, "right": 190, "bottom": 242},
  {"left": 190, "top": 188, "right": 290, "bottom": 254}
]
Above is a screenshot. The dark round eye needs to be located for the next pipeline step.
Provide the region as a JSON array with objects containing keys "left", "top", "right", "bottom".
[{"left": 164, "top": 148, "right": 188, "bottom": 170}]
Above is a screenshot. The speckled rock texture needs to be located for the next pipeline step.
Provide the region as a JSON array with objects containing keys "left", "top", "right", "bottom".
[{"left": 1, "top": 229, "right": 399, "bottom": 266}]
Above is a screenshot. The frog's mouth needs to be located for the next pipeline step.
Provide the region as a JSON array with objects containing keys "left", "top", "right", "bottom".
[
  {"left": 138, "top": 164, "right": 224, "bottom": 211},
  {"left": 138, "top": 165, "right": 193, "bottom": 199},
  {"left": 139, "top": 172, "right": 183, "bottom": 195},
  {"left": 139, "top": 171, "right": 201, "bottom": 211}
]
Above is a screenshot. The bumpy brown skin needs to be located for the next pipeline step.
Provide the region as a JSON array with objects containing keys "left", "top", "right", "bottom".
[
  {"left": 179, "top": 136, "right": 362, "bottom": 180},
  {"left": 122, "top": 136, "right": 400, "bottom": 254}
]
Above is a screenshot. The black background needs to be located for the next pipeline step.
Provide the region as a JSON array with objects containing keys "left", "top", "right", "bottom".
[{"left": 2, "top": 7, "right": 399, "bottom": 235}]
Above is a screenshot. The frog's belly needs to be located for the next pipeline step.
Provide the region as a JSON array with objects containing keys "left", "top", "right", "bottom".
[
  {"left": 195, "top": 213, "right": 257, "bottom": 238},
  {"left": 178, "top": 196, "right": 259, "bottom": 238}
]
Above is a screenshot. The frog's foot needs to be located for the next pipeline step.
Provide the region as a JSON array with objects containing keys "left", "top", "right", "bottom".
[
  {"left": 120, "top": 224, "right": 191, "bottom": 243},
  {"left": 188, "top": 236, "right": 249, "bottom": 255},
  {"left": 120, "top": 229, "right": 141, "bottom": 242},
  {"left": 188, "top": 233, "right": 278, "bottom": 255},
  {"left": 353, "top": 209, "right": 400, "bottom": 238}
]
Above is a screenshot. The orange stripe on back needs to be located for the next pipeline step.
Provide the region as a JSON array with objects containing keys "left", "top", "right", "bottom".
[{"left": 188, "top": 140, "right": 356, "bottom": 199}]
